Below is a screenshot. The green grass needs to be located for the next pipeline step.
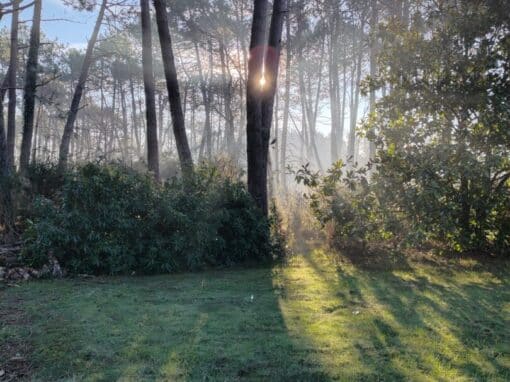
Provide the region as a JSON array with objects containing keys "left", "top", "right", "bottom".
[{"left": 1, "top": 250, "right": 509, "bottom": 381}]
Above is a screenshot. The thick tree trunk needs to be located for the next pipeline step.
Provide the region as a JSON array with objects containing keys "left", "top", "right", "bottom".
[
  {"left": 246, "top": 0, "right": 286, "bottom": 215},
  {"left": 58, "top": 0, "right": 106, "bottom": 170},
  {"left": 246, "top": 0, "right": 269, "bottom": 214},
  {"left": 153, "top": 0, "right": 193, "bottom": 176},
  {"left": 6, "top": 0, "right": 20, "bottom": 169},
  {"left": 19, "top": 0, "right": 42, "bottom": 174}
]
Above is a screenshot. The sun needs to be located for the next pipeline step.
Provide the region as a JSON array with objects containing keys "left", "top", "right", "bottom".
[{"left": 259, "top": 75, "right": 267, "bottom": 88}]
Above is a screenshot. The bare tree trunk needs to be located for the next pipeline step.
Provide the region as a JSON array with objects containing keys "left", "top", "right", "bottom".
[
  {"left": 328, "top": 13, "right": 339, "bottom": 162},
  {"left": 158, "top": 92, "right": 164, "bottom": 153},
  {"left": 0, "top": 72, "right": 14, "bottom": 234},
  {"left": 280, "top": 10, "right": 291, "bottom": 191},
  {"left": 246, "top": 0, "right": 269, "bottom": 213},
  {"left": 58, "top": 0, "right": 106, "bottom": 170},
  {"left": 339, "top": 53, "right": 347, "bottom": 158},
  {"left": 19, "top": 0, "right": 42, "bottom": 174},
  {"left": 129, "top": 77, "right": 141, "bottom": 159},
  {"left": 153, "top": 0, "right": 193, "bottom": 176},
  {"left": 246, "top": 0, "right": 286, "bottom": 215},
  {"left": 368, "top": 0, "right": 378, "bottom": 162},
  {"left": 347, "top": 25, "right": 363, "bottom": 163},
  {"left": 194, "top": 41, "right": 212, "bottom": 161},
  {"left": 6, "top": 0, "right": 20, "bottom": 169},
  {"left": 120, "top": 83, "right": 129, "bottom": 162},
  {"left": 219, "top": 42, "right": 235, "bottom": 158},
  {"left": 273, "top": 89, "right": 279, "bottom": 190},
  {"left": 31, "top": 103, "right": 42, "bottom": 164},
  {"left": 110, "top": 79, "right": 117, "bottom": 158}
]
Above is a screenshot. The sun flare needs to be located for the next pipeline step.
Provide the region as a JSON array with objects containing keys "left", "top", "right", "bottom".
[{"left": 259, "top": 75, "right": 267, "bottom": 88}]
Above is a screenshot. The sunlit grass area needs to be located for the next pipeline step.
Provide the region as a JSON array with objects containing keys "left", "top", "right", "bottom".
[{"left": 1, "top": 251, "right": 509, "bottom": 381}]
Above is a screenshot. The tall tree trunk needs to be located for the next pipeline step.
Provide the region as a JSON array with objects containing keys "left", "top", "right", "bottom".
[
  {"left": 6, "top": 0, "right": 20, "bottom": 169},
  {"left": 120, "top": 83, "right": 129, "bottom": 161},
  {"left": 219, "top": 42, "right": 235, "bottom": 158},
  {"left": 280, "top": 9, "right": 291, "bottom": 191},
  {"left": 368, "top": 0, "right": 378, "bottom": 162},
  {"left": 153, "top": 0, "right": 193, "bottom": 176},
  {"left": 110, "top": 79, "right": 117, "bottom": 158},
  {"left": 194, "top": 41, "right": 211, "bottom": 161},
  {"left": 246, "top": 0, "right": 286, "bottom": 215},
  {"left": 328, "top": 13, "right": 339, "bottom": 163},
  {"left": 19, "top": 0, "right": 42, "bottom": 174},
  {"left": 273, "top": 89, "right": 279, "bottom": 190},
  {"left": 0, "top": 72, "right": 14, "bottom": 234},
  {"left": 347, "top": 26, "right": 363, "bottom": 163},
  {"left": 58, "top": 0, "right": 106, "bottom": 170},
  {"left": 129, "top": 77, "right": 141, "bottom": 159},
  {"left": 246, "top": 0, "right": 269, "bottom": 214},
  {"left": 339, "top": 54, "right": 347, "bottom": 158},
  {"left": 31, "top": 103, "right": 42, "bottom": 164}
]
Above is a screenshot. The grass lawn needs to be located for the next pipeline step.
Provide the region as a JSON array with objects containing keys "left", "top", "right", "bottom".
[{"left": 1, "top": 250, "right": 509, "bottom": 381}]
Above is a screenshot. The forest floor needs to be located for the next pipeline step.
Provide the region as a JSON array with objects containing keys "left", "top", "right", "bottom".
[{"left": 1, "top": 250, "right": 509, "bottom": 381}]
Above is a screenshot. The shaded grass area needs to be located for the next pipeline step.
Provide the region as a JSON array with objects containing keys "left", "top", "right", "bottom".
[{"left": 1, "top": 251, "right": 509, "bottom": 381}]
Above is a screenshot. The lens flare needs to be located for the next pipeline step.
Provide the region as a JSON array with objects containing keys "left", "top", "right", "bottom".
[{"left": 259, "top": 75, "right": 267, "bottom": 88}]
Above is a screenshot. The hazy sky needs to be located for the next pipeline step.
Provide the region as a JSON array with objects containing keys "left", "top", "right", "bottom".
[{"left": 1, "top": 0, "right": 97, "bottom": 49}]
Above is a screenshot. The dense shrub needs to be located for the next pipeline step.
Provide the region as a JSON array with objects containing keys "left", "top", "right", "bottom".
[
  {"left": 296, "top": 158, "right": 510, "bottom": 255},
  {"left": 295, "top": 162, "right": 402, "bottom": 252},
  {"left": 22, "top": 163, "right": 280, "bottom": 274}
]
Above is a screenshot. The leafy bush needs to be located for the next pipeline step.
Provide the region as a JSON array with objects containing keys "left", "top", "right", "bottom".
[
  {"left": 295, "top": 161, "right": 402, "bottom": 252},
  {"left": 22, "top": 163, "right": 280, "bottom": 275},
  {"left": 297, "top": 157, "right": 510, "bottom": 255}
]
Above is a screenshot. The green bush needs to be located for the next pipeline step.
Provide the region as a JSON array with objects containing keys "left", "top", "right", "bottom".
[
  {"left": 22, "top": 163, "right": 278, "bottom": 275},
  {"left": 295, "top": 161, "right": 403, "bottom": 252},
  {"left": 296, "top": 158, "right": 510, "bottom": 255}
]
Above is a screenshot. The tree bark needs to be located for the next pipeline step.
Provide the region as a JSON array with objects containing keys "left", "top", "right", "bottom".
[
  {"left": 140, "top": 0, "right": 158, "bottom": 179},
  {"left": 58, "top": 0, "right": 106, "bottom": 170},
  {"left": 328, "top": 11, "right": 340, "bottom": 162},
  {"left": 347, "top": 24, "right": 363, "bottom": 163},
  {"left": 280, "top": 9, "right": 291, "bottom": 191},
  {"left": 0, "top": 71, "right": 14, "bottom": 233},
  {"left": 246, "top": 0, "right": 269, "bottom": 214},
  {"left": 262, "top": 0, "right": 286, "bottom": 209},
  {"left": 129, "top": 77, "right": 141, "bottom": 159},
  {"left": 6, "top": 0, "right": 20, "bottom": 169},
  {"left": 194, "top": 41, "right": 212, "bottom": 161},
  {"left": 368, "top": 0, "right": 378, "bottom": 161},
  {"left": 153, "top": 0, "right": 193, "bottom": 176},
  {"left": 19, "top": 0, "right": 42, "bottom": 174}
]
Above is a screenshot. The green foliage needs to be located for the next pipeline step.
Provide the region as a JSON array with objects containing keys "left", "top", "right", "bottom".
[
  {"left": 295, "top": 161, "right": 402, "bottom": 251},
  {"left": 22, "top": 163, "right": 278, "bottom": 274},
  {"left": 359, "top": 1, "right": 510, "bottom": 255}
]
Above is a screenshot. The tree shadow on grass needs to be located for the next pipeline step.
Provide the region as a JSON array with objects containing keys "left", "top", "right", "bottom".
[
  {"left": 300, "top": 249, "right": 510, "bottom": 381},
  {"left": 10, "top": 267, "right": 331, "bottom": 381},
  {"left": 5, "top": 251, "right": 509, "bottom": 381}
]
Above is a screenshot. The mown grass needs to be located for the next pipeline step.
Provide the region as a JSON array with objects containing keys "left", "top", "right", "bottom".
[{"left": 1, "top": 250, "right": 509, "bottom": 381}]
